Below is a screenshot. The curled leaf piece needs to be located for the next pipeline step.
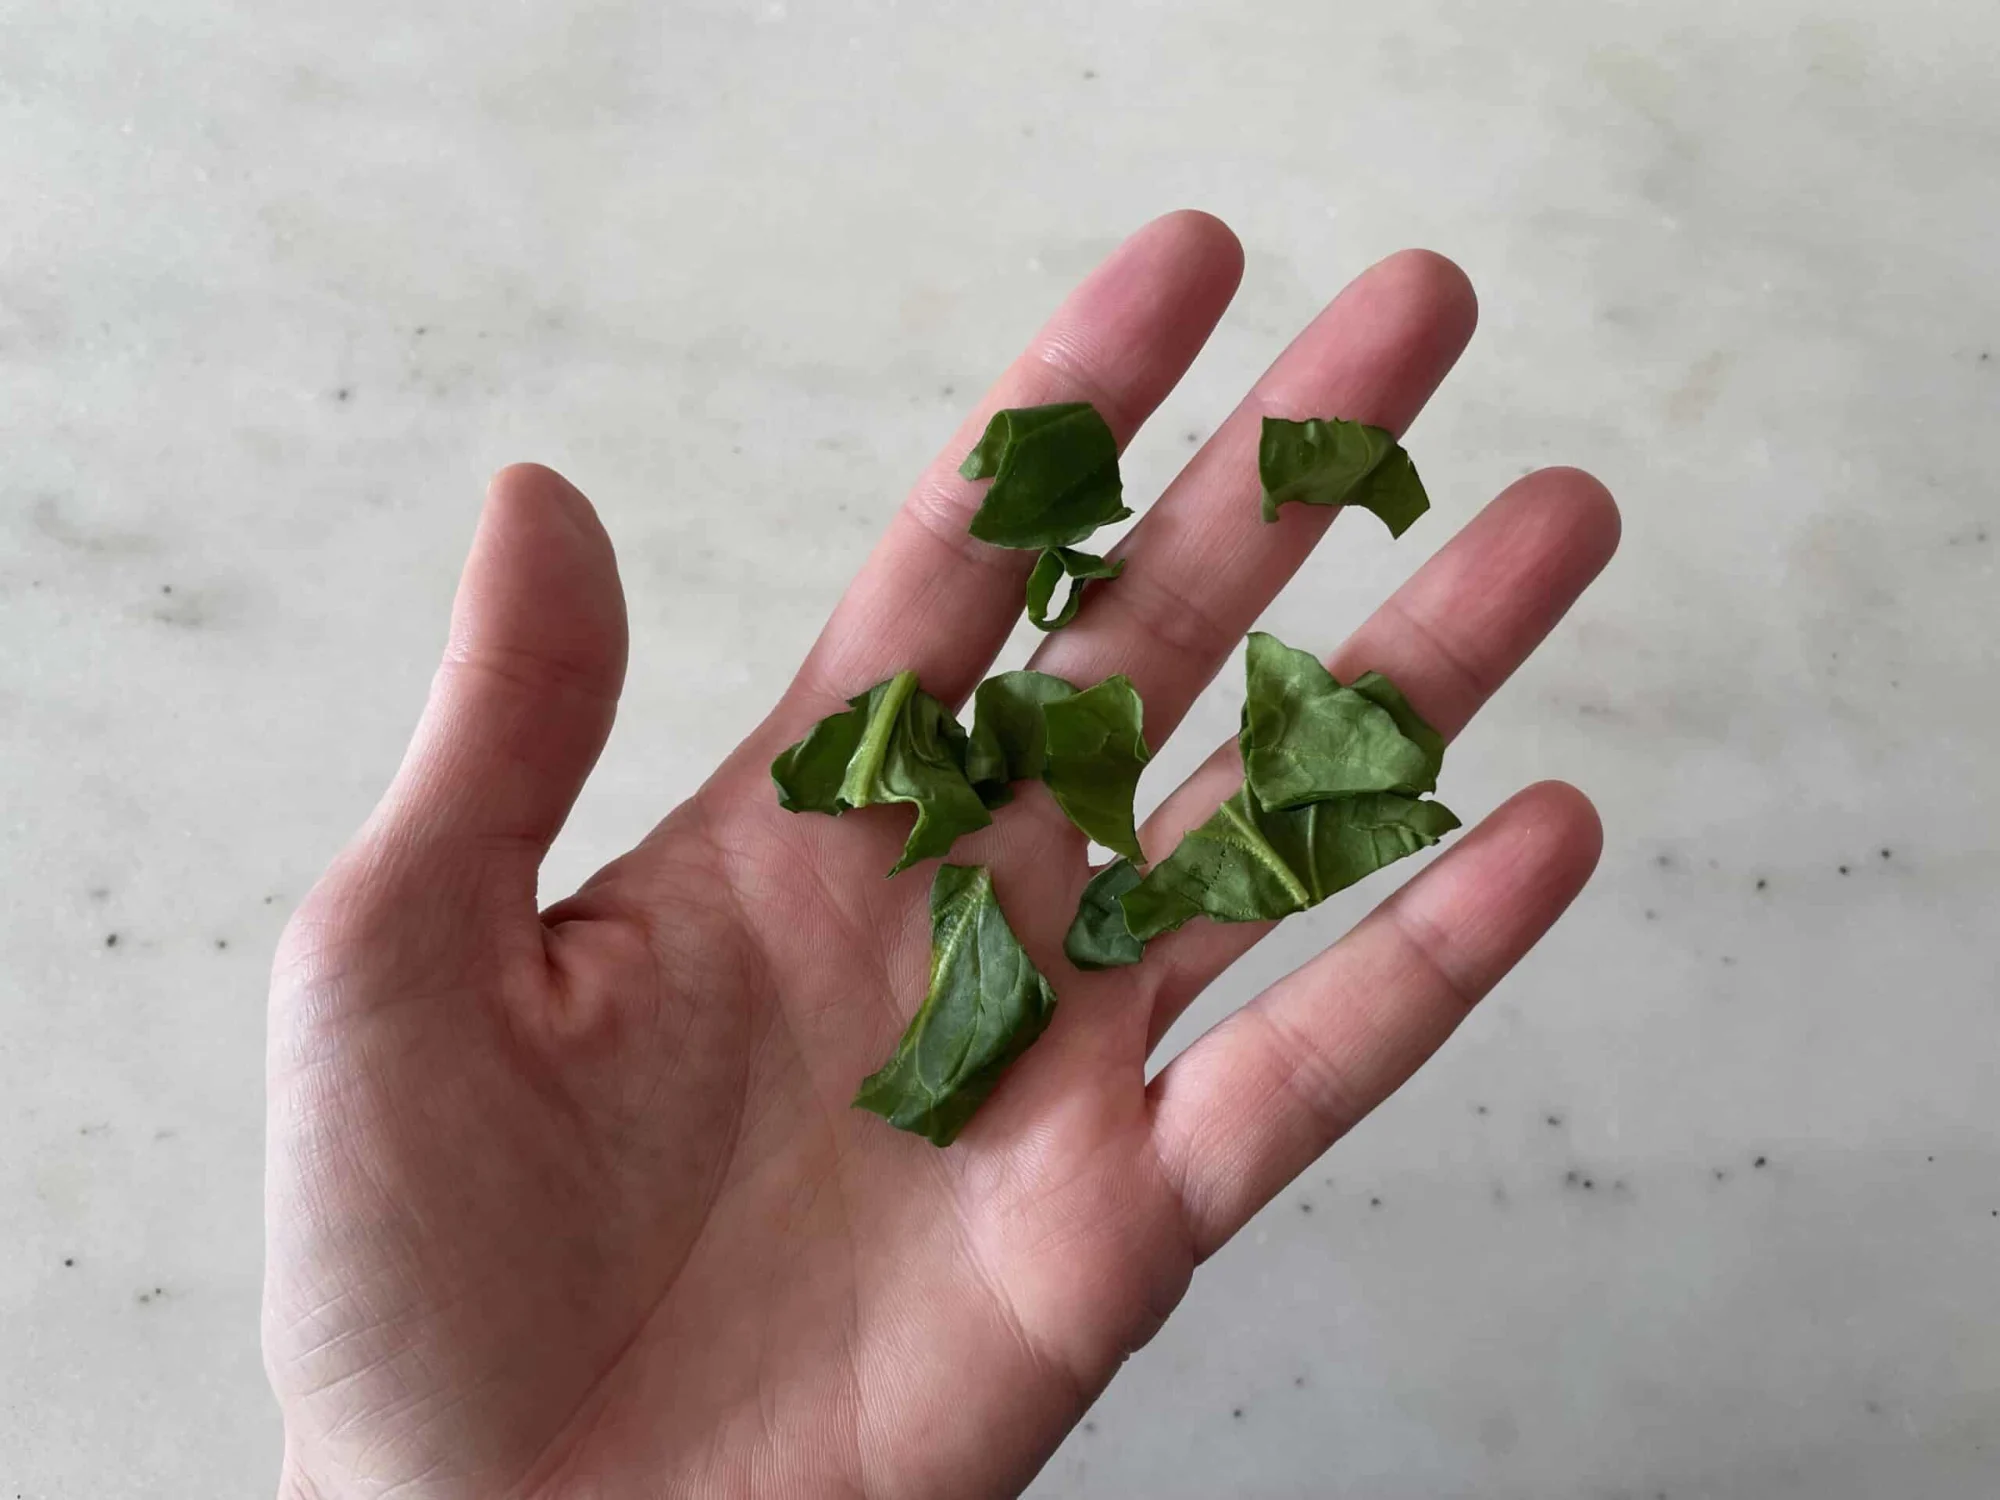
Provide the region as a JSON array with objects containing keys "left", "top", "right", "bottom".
[
  {"left": 1258, "top": 415, "right": 1429, "bottom": 536},
  {"left": 965, "top": 670, "right": 1078, "bottom": 798},
  {"left": 1064, "top": 858, "right": 1145, "bottom": 971},
  {"left": 854, "top": 864, "right": 1058, "bottom": 1147},
  {"left": 1026, "top": 546, "right": 1123, "bottom": 631},
  {"left": 1120, "top": 787, "right": 1461, "bottom": 941},
  {"left": 960, "top": 401, "right": 1131, "bottom": 627},
  {"left": 1041, "top": 675, "right": 1150, "bottom": 862},
  {"left": 771, "top": 671, "right": 991, "bottom": 875},
  {"left": 960, "top": 402, "right": 1130, "bottom": 549},
  {"left": 1240, "top": 632, "right": 1442, "bottom": 807}
]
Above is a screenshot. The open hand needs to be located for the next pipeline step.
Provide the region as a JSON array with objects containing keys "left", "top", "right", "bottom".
[{"left": 266, "top": 211, "right": 1620, "bottom": 1499}]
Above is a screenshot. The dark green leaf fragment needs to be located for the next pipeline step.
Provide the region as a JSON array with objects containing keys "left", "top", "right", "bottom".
[
  {"left": 1026, "top": 546, "right": 1124, "bottom": 631},
  {"left": 1064, "top": 858, "right": 1145, "bottom": 970},
  {"left": 770, "top": 670, "right": 991, "bottom": 875},
  {"left": 770, "top": 695, "right": 871, "bottom": 818},
  {"left": 853, "top": 864, "right": 1059, "bottom": 1147},
  {"left": 963, "top": 671, "right": 1151, "bottom": 858},
  {"left": 964, "top": 670, "right": 1078, "bottom": 799},
  {"left": 1258, "top": 416, "right": 1430, "bottom": 537},
  {"left": 1240, "top": 633, "right": 1442, "bottom": 806},
  {"left": 1119, "top": 786, "right": 1460, "bottom": 941},
  {"left": 1041, "top": 675, "right": 1150, "bottom": 862},
  {"left": 959, "top": 402, "right": 1131, "bottom": 627},
  {"left": 1348, "top": 670, "right": 1446, "bottom": 786},
  {"left": 959, "top": 402, "right": 1131, "bottom": 550}
]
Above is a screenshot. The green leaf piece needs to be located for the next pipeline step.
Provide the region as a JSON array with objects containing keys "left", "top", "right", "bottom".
[
  {"left": 959, "top": 402, "right": 1131, "bottom": 550},
  {"left": 964, "top": 670, "right": 1079, "bottom": 803},
  {"left": 1064, "top": 859, "right": 1145, "bottom": 970},
  {"left": 1119, "top": 787, "right": 1460, "bottom": 941},
  {"left": 1349, "top": 670, "right": 1446, "bottom": 787},
  {"left": 1041, "top": 675, "right": 1151, "bottom": 862},
  {"left": 1026, "top": 546, "right": 1124, "bottom": 631},
  {"left": 962, "top": 671, "right": 1152, "bottom": 857},
  {"left": 769, "top": 695, "right": 872, "bottom": 818},
  {"left": 770, "top": 670, "right": 992, "bottom": 875},
  {"left": 1258, "top": 416, "right": 1430, "bottom": 537},
  {"left": 853, "top": 864, "right": 1059, "bottom": 1147},
  {"left": 1240, "top": 633, "right": 1442, "bottom": 807}
]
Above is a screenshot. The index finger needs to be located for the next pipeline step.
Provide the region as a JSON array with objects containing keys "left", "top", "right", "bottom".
[{"left": 779, "top": 211, "right": 1244, "bottom": 723}]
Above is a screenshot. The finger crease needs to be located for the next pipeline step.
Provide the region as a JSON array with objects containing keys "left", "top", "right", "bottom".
[
  {"left": 1031, "top": 339, "right": 1138, "bottom": 438},
  {"left": 1381, "top": 903, "right": 1480, "bottom": 1013},
  {"left": 900, "top": 476, "right": 1026, "bottom": 574},
  {"left": 1378, "top": 596, "right": 1494, "bottom": 725},
  {"left": 439, "top": 641, "right": 620, "bottom": 708},
  {"left": 1102, "top": 562, "right": 1235, "bottom": 667},
  {"left": 1246, "top": 999, "right": 1369, "bottom": 1150}
]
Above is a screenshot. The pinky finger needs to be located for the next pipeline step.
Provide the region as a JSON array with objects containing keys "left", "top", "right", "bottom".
[{"left": 1148, "top": 782, "right": 1603, "bottom": 1262}]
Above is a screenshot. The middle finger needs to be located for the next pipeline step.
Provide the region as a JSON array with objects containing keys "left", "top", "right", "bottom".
[{"left": 1027, "top": 248, "right": 1477, "bottom": 747}]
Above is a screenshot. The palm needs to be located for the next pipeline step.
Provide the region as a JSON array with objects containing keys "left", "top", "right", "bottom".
[{"left": 267, "top": 213, "right": 1619, "bottom": 1500}]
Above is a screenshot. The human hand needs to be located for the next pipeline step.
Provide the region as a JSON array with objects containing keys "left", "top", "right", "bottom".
[{"left": 265, "top": 211, "right": 1619, "bottom": 1499}]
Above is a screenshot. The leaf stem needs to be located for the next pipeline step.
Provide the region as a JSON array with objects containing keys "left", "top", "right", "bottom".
[{"left": 839, "top": 669, "right": 918, "bottom": 808}]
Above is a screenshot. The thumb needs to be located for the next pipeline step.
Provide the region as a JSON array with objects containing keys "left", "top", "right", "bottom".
[{"left": 361, "top": 463, "right": 627, "bottom": 906}]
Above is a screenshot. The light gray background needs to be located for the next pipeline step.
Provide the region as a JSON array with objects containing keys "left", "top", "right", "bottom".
[{"left": 5, "top": 2, "right": 1997, "bottom": 1496}]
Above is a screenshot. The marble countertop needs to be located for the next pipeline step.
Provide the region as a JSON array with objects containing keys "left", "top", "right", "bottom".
[{"left": 4, "top": 2, "right": 1997, "bottom": 1495}]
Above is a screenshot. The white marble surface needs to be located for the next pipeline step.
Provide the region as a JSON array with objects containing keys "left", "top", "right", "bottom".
[{"left": 5, "top": 2, "right": 1998, "bottom": 1495}]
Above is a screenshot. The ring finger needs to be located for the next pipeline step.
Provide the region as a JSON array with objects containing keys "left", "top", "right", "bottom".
[{"left": 1133, "top": 466, "right": 1621, "bottom": 1047}]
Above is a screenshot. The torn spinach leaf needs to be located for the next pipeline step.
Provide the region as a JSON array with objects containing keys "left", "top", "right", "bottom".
[
  {"left": 1119, "top": 786, "right": 1460, "bottom": 941},
  {"left": 1240, "top": 633, "right": 1442, "bottom": 807},
  {"left": 1064, "top": 858, "right": 1145, "bottom": 970},
  {"left": 1026, "top": 546, "right": 1123, "bottom": 631},
  {"left": 963, "top": 672, "right": 1151, "bottom": 858},
  {"left": 959, "top": 402, "right": 1130, "bottom": 550},
  {"left": 770, "top": 670, "right": 991, "bottom": 875},
  {"left": 1348, "top": 671, "right": 1445, "bottom": 786},
  {"left": 853, "top": 864, "right": 1058, "bottom": 1147},
  {"left": 1041, "top": 675, "right": 1150, "bottom": 862},
  {"left": 1258, "top": 416, "right": 1430, "bottom": 537},
  {"left": 964, "top": 670, "right": 1078, "bottom": 800}
]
